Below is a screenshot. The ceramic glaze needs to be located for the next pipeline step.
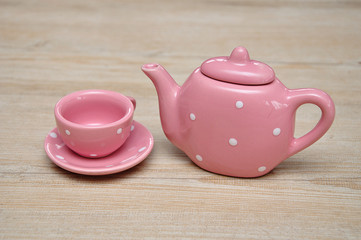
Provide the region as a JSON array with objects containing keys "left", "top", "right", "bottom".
[
  {"left": 45, "top": 121, "right": 154, "bottom": 175},
  {"left": 142, "top": 46, "right": 335, "bottom": 177},
  {"left": 55, "top": 90, "right": 136, "bottom": 158}
]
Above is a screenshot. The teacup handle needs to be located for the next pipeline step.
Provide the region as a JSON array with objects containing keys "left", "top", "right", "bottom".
[
  {"left": 287, "top": 88, "right": 335, "bottom": 157},
  {"left": 127, "top": 96, "right": 136, "bottom": 109}
]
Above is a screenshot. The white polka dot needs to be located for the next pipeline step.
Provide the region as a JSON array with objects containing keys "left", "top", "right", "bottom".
[
  {"left": 236, "top": 101, "right": 244, "bottom": 109},
  {"left": 258, "top": 166, "right": 267, "bottom": 172},
  {"left": 50, "top": 132, "right": 57, "bottom": 138},
  {"left": 273, "top": 128, "right": 281, "bottom": 136},
  {"left": 138, "top": 146, "right": 146, "bottom": 152},
  {"left": 56, "top": 155, "right": 64, "bottom": 160},
  {"left": 190, "top": 113, "right": 196, "bottom": 121},
  {"left": 131, "top": 125, "right": 135, "bottom": 131},
  {"left": 229, "top": 138, "right": 238, "bottom": 146},
  {"left": 117, "top": 128, "right": 123, "bottom": 134},
  {"left": 90, "top": 154, "right": 97, "bottom": 157},
  {"left": 196, "top": 155, "right": 203, "bottom": 161},
  {"left": 65, "top": 130, "right": 71, "bottom": 135}
]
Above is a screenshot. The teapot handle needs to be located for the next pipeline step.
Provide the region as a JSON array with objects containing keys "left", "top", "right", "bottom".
[{"left": 287, "top": 88, "right": 335, "bottom": 157}]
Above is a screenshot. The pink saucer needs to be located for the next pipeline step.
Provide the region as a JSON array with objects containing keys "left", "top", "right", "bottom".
[{"left": 44, "top": 121, "right": 153, "bottom": 175}]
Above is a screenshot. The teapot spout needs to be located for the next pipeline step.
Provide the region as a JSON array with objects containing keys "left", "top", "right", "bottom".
[{"left": 142, "top": 63, "right": 182, "bottom": 148}]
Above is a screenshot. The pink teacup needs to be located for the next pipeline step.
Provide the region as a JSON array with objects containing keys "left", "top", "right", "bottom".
[{"left": 54, "top": 89, "right": 136, "bottom": 158}]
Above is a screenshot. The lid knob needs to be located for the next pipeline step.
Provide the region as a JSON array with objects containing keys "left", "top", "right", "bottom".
[{"left": 229, "top": 46, "right": 250, "bottom": 63}]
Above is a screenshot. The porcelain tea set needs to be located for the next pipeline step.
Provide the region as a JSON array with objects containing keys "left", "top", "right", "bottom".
[{"left": 44, "top": 46, "right": 335, "bottom": 177}]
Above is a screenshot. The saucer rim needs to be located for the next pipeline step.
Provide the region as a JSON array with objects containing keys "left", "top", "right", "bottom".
[{"left": 44, "top": 121, "right": 154, "bottom": 175}]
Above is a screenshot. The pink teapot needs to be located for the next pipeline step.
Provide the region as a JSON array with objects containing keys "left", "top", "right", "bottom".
[{"left": 142, "top": 46, "right": 335, "bottom": 177}]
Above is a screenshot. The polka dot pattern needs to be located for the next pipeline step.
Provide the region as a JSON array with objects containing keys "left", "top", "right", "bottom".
[
  {"left": 236, "top": 101, "right": 244, "bottom": 109},
  {"left": 117, "top": 128, "right": 123, "bottom": 134},
  {"left": 65, "top": 130, "right": 71, "bottom": 135},
  {"left": 258, "top": 166, "right": 266, "bottom": 172},
  {"left": 229, "top": 138, "right": 238, "bottom": 146},
  {"left": 190, "top": 113, "right": 196, "bottom": 121},
  {"left": 273, "top": 128, "right": 281, "bottom": 136},
  {"left": 50, "top": 132, "right": 57, "bottom": 138},
  {"left": 188, "top": 103, "right": 282, "bottom": 174}
]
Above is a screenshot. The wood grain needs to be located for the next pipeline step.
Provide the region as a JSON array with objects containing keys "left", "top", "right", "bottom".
[{"left": 0, "top": 0, "right": 360, "bottom": 239}]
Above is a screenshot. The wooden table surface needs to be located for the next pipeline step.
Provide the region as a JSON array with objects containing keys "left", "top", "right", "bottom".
[{"left": 1, "top": 0, "right": 360, "bottom": 239}]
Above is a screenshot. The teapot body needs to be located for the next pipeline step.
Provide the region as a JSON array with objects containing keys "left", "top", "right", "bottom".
[
  {"left": 176, "top": 69, "right": 299, "bottom": 177},
  {"left": 143, "top": 46, "right": 335, "bottom": 178}
]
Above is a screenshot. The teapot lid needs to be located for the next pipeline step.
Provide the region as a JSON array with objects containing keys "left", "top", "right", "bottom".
[{"left": 200, "top": 46, "right": 275, "bottom": 85}]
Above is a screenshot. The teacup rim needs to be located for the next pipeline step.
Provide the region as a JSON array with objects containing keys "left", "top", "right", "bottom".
[{"left": 54, "top": 89, "right": 134, "bottom": 129}]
